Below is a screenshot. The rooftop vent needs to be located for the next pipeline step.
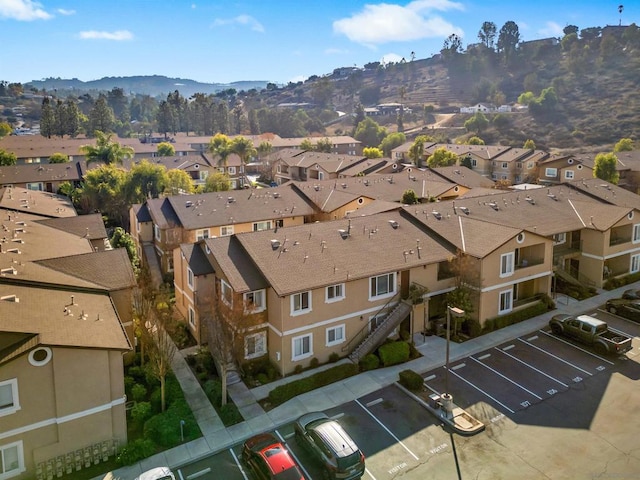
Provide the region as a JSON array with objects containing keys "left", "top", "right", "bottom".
[
  {"left": 341, "top": 183, "right": 347, "bottom": 188},
  {"left": 314, "top": 185, "right": 320, "bottom": 191},
  {"left": 459, "top": 206, "right": 470, "bottom": 215},
  {"left": 1, "top": 295, "right": 18, "bottom": 302},
  {"left": 488, "top": 202, "right": 499, "bottom": 211},
  {"left": 185, "top": 201, "right": 193, "bottom": 207},
  {"left": 273, "top": 192, "right": 280, "bottom": 198},
  {"left": 525, "top": 196, "right": 536, "bottom": 205},
  {"left": 547, "top": 194, "right": 558, "bottom": 201},
  {"left": 388, "top": 220, "right": 399, "bottom": 229},
  {"left": 270, "top": 239, "right": 281, "bottom": 250},
  {"left": 227, "top": 197, "right": 235, "bottom": 203},
  {"left": 364, "top": 179, "right": 370, "bottom": 186},
  {"left": 432, "top": 211, "right": 442, "bottom": 220},
  {"left": 1, "top": 267, "right": 17, "bottom": 275},
  {"left": 338, "top": 229, "right": 349, "bottom": 239}
]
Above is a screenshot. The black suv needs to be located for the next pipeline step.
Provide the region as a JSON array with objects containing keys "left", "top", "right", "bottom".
[{"left": 294, "top": 412, "right": 365, "bottom": 480}]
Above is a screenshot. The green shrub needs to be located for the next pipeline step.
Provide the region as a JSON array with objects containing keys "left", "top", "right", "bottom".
[
  {"left": 268, "top": 363, "right": 359, "bottom": 406},
  {"left": 462, "top": 318, "right": 482, "bottom": 338},
  {"left": 309, "top": 357, "right": 319, "bottom": 369},
  {"left": 399, "top": 370, "right": 424, "bottom": 392},
  {"left": 127, "top": 366, "right": 144, "bottom": 381},
  {"left": 359, "top": 354, "right": 380, "bottom": 371},
  {"left": 293, "top": 365, "right": 303, "bottom": 375},
  {"left": 203, "top": 379, "right": 222, "bottom": 406},
  {"left": 116, "top": 439, "right": 155, "bottom": 465},
  {"left": 149, "top": 375, "right": 181, "bottom": 412},
  {"left": 130, "top": 401, "right": 152, "bottom": 426},
  {"left": 328, "top": 352, "right": 340, "bottom": 363},
  {"left": 604, "top": 271, "right": 640, "bottom": 290},
  {"left": 124, "top": 376, "right": 135, "bottom": 392},
  {"left": 378, "top": 341, "right": 410, "bottom": 367},
  {"left": 131, "top": 384, "right": 147, "bottom": 403},
  {"left": 219, "top": 403, "right": 243, "bottom": 426},
  {"left": 185, "top": 354, "right": 197, "bottom": 367},
  {"left": 143, "top": 399, "right": 196, "bottom": 447},
  {"left": 256, "top": 373, "right": 269, "bottom": 385},
  {"left": 399, "top": 329, "right": 411, "bottom": 341},
  {"left": 483, "top": 302, "right": 549, "bottom": 333}
]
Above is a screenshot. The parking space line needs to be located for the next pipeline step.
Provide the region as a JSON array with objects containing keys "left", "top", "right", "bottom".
[
  {"left": 609, "top": 325, "right": 638, "bottom": 339},
  {"left": 186, "top": 468, "right": 211, "bottom": 480},
  {"left": 177, "top": 469, "right": 185, "bottom": 480},
  {"left": 424, "top": 374, "right": 436, "bottom": 381},
  {"left": 275, "top": 429, "right": 312, "bottom": 480},
  {"left": 355, "top": 399, "right": 419, "bottom": 461},
  {"left": 470, "top": 356, "right": 542, "bottom": 399},
  {"left": 229, "top": 448, "right": 249, "bottom": 480},
  {"left": 449, "top": 369, "right": 515, "bottom": 414},
  {"left": 539, "top": 330, "right": 615, "bottom": 365},
  {"left": 366, "top": 398, "right": 383, "bottom": 407},
  {"left": 423, "top": 380, "right": 441, "bottom": 396},
  {"left": 330, "top": 412, "right": 345, "bottom": 420},
  {"left": 478, "top": 353, "right": 491, "bottom": 360},
  {"left": 527, "top": 335, "right": 539, "bottom": 341},
  {"left": 451, "top": 363, "right": 466, "bottom": 370},
  {"left": 496, "top": 347, "right": 569, "bottom": 388},
  {"left": 503, "top": 344, "right": 515, "bottom": 351},
  {"left": 518, "top": 337, "right": 593, "bottom": 375},
  {"left": 365, "top": 467, "right": 378, "bottom": 480}
]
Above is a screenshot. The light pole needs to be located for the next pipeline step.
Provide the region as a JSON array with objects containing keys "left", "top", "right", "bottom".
[
  {"left": 180, "top": 420, "right": 185, "bottom": 442},
  {"left": 443, "top": 306, "right": 464, "bottom": 417}
]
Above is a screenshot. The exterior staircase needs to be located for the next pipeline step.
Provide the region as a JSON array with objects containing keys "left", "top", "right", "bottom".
[{"left": 347, "top": 301, "right": 412, "bottom": 364}]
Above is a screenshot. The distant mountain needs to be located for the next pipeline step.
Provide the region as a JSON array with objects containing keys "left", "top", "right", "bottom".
[{"left": 26, "top": 75, "right": 270, "bottom": 97}]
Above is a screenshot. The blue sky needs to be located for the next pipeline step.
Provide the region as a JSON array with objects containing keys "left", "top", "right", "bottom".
[{"left": 1, "top": 0, "right": 637, "bottom": 86}]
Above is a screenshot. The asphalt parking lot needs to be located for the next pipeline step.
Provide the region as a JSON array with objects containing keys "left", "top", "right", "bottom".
[{"left": 174, "top": 306, "right": 640, "bottom": 479}]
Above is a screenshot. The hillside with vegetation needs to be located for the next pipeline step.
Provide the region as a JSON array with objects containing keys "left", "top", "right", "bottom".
[{"left": 1, "top": 23, "right": 639, "bottom": 155}]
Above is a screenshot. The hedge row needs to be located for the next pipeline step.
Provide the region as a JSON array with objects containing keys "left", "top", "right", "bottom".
[
  {"left": 268, "top": 363, "right": 359, "bottom": 406},
  {"left": 604, "top": 271, "right": 640, "bottom": 290},
  {"left": 378, "top": 341, "right": 410, "bottom": 367},
  {"left": 482, "top": 302, "right": 548, "bottom": 332},
  {"left": 398, "top": 369, "right": 424, "bottom": 391}
]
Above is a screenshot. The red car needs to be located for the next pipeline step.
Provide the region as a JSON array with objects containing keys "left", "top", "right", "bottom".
[{"left": 242, "top": 433, "right": 304, "bottom": 480}]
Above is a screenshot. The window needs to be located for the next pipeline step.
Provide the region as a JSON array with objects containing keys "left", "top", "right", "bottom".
[
  {"left": 370, "top": 273, "right": 396, "bottom": 300},
  {"left": 564, "top": 170, "right": 574, "bottom": 179},
  {"left": 545, "top": 167, "right": 557, "bottom": 178},
  {"left": 326, "top": 325, "right": 345, "bottom": 346},
  {"left": 0, "top": 441, "right": 23, "bottom": 477},
  {"left": 188, "top": 306, "right": 195, "bottom": 327},
  {"left": 244, "top": 289, "right": 266, "bottom": 313},
  {"left": 500, "top": 252, "right": 515, "bottom": 277},
  {"left": 501, "top": 162, "right": 508, "bottom": 169},
  {"left": 325, "top": 283, "right": 345, "bottom": 303},
  {"left": 499, "top": 289, "right": 513, "bottom": 314},
  {"left": 220, "top": 225, "right": 234, "bottom": 236},
  {"left": 199, "top": 170, "right": 209, "bottom": 181},
  {"left": 245, "top": 332, "right": 267, "bottom": 359},
  {"left": 633, "top": 224, "right": 640, "bottom": 243},
  {"left": 220, "top": 279, "right": 233, "bottom": 306},
  {"left": 26, "top": 182, "right": 43, "bottom": 191},
  {"left": 631, "top": 254, "right": 640, "bottom": 274},
  {"left": 187, "top": 268, "right": 194, "bottom": 290},
  {"left": 253, "top": 221, "right": 272, "bottom": 232},
  {"left": 471, "top": 159, "right": 477, "bottom": 167},
  {"left": 196, "top": 229, "right": 210, "bottom": 241},
  {"left": 369, "top": 313, "right": 388, "bottom": 332},
  {"left": 553, "top": 233, "right": 567, "bottom": 245},
  {"left": 292, "top": 334, "right": 312, "bottom": 360},
  {"left": 318, "top": 172, "right": 325, "bottom": 180},
  {"left": 154, "top": 224, "right": 161, "bottom": 241},
  {"left": 0, "top": 379, "right": 19, "bottom": 417},
  {"left": 291, "top": 291, "right": 311, "bottom": 315},
  {"left": 228, "top": 166, "right": 236, "bottom": 175}
]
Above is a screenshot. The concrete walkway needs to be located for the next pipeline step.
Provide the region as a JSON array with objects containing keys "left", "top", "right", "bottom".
[{"left": 102, "top": 287, "right": 635, "bottom": 479}]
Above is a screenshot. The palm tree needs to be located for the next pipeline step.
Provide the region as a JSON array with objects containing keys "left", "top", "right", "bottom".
[
  {"left": 80, "top": 130, "right": 134, "bottom": 166},
  {"left": 207, "top": 133, "right": 232, "bottom": 166}
]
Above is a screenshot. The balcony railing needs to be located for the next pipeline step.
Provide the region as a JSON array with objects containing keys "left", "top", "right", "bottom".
[
  {"left": 515, "top": 257, "right": 544, "bottom": 270},
  {"left": 610, "top": 235, "right": 631, "bottom": 247}
]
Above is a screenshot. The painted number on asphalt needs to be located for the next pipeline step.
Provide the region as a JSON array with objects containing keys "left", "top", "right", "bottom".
[
  {"left": 520, "top": 400, "right": 531, "bottom": 408},
  {"left": 596, "top": 365, "right": 606, "bottom": 371},
  {"left": 547, "top": 388, "right": 558, "bottom": 395},
  {"left": 389, "top": 462, "right": 407, "bottom": 474},
  {"left": 573, "top": 376, "right": 583, "bottom": 383}
]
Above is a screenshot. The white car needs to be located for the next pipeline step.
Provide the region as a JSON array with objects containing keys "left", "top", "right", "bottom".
[{"left": 135, "top": 467, "right": 175, "bottom": 480}]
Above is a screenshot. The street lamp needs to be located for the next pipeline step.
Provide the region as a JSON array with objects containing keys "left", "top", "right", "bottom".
[
  {"left": 443, "top": 306, "right": 464, "bottom": 417},
  {"left": 180, "top": 419, "right": 185, "bottom": 442}
]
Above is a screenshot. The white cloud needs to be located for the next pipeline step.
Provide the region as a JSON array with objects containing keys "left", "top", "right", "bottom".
[
  {"left": 381, "top": 53, "right": 404, "bottom": 64},
  {"left": 212, "top": 14, "right": 264, "bottom": 33},
  {"left": 56, "top": 8, "right": 75, "bottom": 15},
  {"left": 78, "top": 30, "right": 134, "bottom": 41},
  {"left": 0, "top": 0, "right": 52, "bottom": 20},
  {"left": 538, "top": 21, "right": 563, "bottom": 37},
  {"left": 333, "top": 0, "right": 464, "bottom": 46}
]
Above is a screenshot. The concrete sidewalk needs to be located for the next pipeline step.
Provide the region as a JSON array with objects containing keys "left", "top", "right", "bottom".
[{"left": 103, "top": 287, "right": 633, "bottom": 479}]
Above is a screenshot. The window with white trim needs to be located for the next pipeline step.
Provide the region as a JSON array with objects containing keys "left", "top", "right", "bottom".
[
  {"left": 500, "top": 252, "right": 515, "bottom": 277},
  {"left": 325, "top": 283, "right": 345, "bottom": 303},
  {"left": 631, "top": 254, "right": 640, "bottom": 274},
  {"left": 633, "top": 224, "right": 640, "bottom": 243},
  {"left": 553, "top": 233, "right": 566, "bottom": 245},
  {"left": 370, "top": 272, "right": 396, "bottom": 300},
  {"left": 26, "top": 182, "right": 43, "bottom": 191},
  {"left": 187, "top": 268, "right": 194, "bottom": 290},
  {"left": 369, "top": 312, "right": 388, "bottom": 332},
  {"left": 244, "top": 289, "right": 266, "bottom": 313},
  {"left": 0, "top": 379, "right": 19, "bottom": 417},
  {"left": 220, "top": 279, "right": 233, "bottom": 306},
  {"left": 292, "top": 333, "right": 312, "bottom": 360},
  {"left": 188, "top": 306, "right": 195, "bottom": 327},
  {"left": 196, "top": 229, "right": 210, "bottom": 241},
  {"left": 326, "top": 325, "right": 345, "bottom": 346},
  {"left": 253, "top": 221, "right": 272, "bottom": 232},
  {"left": 318, "top": 172, "right": 324, "bottom": 180},
  {"left": 564, "top": 170, "right": 574, "bottom": 179},
  {"left": 154, "top": 224, "right": 161, "bottom": 241},
  {"left": 0, "top": 440, "right": 23, "bottom": 477},
  {"left": 245, "top": 332, "right": 267, "bottom": 359},
  {"left": 291, "top": 291, "right": 311, "bottom": 315},
  {"left": 471, "top": 159, "right": 477, "bottom": 167},
  {"left": 501, "top": 162, "right": 508, "bottom": 169},
  {"left": 498, "top": 289, "right": 513, "bottom": 314},
  {"left": 545, "top": 167, "right": 557, "bottom": 178},
  {"left": 220, "top": 225, "right": 234, "bottom": 236},
  {"left": 228, "top": 166, "right": 236, "bottom": 175},
  {"left": 199, "top": 170, "right": 209, "bottom": 181}
]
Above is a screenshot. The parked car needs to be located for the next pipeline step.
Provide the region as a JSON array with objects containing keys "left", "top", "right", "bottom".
[
  {"left": 294, "top": 412, "right": 365, "bottom": 480},
  {"left": 622, "top": 289, "right": 640, "bottom": 300},
  {"left": 135, "top": 467, "right": 175, "bottom": 480},
  {"left": 241, "top": 432, "right": 304, "bottom": 480},
  {"left": 605, "top": 298, "right": 640, "bottom": 322},
  {"left": 549, "top": 314, "right": 633, "bottom": 355}
]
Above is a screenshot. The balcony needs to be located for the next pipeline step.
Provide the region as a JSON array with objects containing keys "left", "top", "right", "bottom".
[
  {"left": 610, "top": 225, "right": 632, "bottom": 247},
  {"left": 515, "top": 256, "right": 544, "bottom": 270}
]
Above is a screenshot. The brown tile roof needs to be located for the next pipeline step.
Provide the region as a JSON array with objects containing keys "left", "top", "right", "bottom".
[
  {"left": 180, "top": 243, "right": 215, "bottom": 277},
  {"left": 234, "top": 210, "right": 452, "bottom": 296},
  {"left": 426, "top": 166, "right": 495, "bottom": 188},
  {"left": 35, "top": 213, "right": 107, "bottom": 240},
  {"left": 0, "top": 160, "right": 84, "bottom": 184},
  {"left": 0, "top": 284, "right": 130, "bottom": 351},
  {"left": 566, "top": 178, "right": 640, "bottom": 210},
  {"left": 0, "top": 187, "right": 77, "bottom": 217},
  {"left": 146, "top": 197, "right": 181, "bottom": 229},
  {"left": 203, "top": 236, "right": 267, "bottom": 292}
]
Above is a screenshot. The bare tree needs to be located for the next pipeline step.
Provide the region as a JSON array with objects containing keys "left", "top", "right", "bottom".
[{"left": 445, "top": 249, "right": 481, "bottom": 335}]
